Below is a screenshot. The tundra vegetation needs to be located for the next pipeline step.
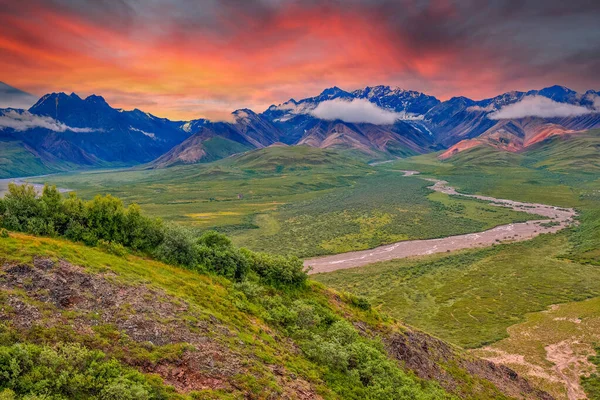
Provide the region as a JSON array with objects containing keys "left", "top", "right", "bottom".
[
  {"left": 0, "top": 184, "right": 482, "bottom": 400},
  {"left": 2, "top": 131, "right": 599, "bottom": 399},
  {"left": 316, "top": 131, "right": 600, "bottom": 399}
]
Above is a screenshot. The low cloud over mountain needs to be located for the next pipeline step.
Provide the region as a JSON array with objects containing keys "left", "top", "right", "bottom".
[
  {"left": 310, "top": 99, "right": 413, "bottom": 125},
  {"left": 0, "top": 110, "right": 97, "bottom": 133},
  {"left": 489, "top": 96, "right": 598, "bottom": 120}
]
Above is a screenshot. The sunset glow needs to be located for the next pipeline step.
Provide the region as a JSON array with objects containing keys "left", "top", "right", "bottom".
[{"left": 1, "top": 0, "right": 599, "bottom": 120}]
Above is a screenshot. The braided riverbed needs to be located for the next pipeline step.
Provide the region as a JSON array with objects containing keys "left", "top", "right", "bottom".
[{"left": 306, "top": 171, "right": 576, "bottom": 274}]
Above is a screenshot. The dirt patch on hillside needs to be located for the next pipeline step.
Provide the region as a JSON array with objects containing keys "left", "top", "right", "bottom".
[
  {"left": 385, "top": 330, "right": 554, "bottom": 400},
  {"left": 546, "top": 340, "right": 595, "bottom": 400}
]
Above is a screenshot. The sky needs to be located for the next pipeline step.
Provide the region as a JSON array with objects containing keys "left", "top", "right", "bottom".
[{"left": 1, "top": 0, "right": 599, "bottom": 120}]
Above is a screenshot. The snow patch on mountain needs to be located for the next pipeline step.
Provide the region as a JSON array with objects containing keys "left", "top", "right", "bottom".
[{"left": 181, "top": 121, "right": 193, "bottom": 133}]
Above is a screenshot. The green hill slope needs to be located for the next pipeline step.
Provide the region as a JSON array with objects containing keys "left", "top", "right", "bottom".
[
  {"left": 0, "top": 187, "right": 551, "bottom": 399},
  {"left": 0, "top": 140, "right": 60, "bottom": 178},
  {"left": 217, "top": 145, "right": 370, "bottom": 173}
]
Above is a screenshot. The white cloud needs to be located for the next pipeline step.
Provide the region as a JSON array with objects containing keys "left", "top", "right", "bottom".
[
  {"left": 488, "top": 95, "right": 596, "bottom": 120},
  {"left": 310, "top": 98, "right": 411, "bottom": 125},
  {"left": 0, "top": 110, "right": 98, "bottom": 132}
]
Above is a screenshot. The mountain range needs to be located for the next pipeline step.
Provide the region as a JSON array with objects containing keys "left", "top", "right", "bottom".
[{"left": 1, "top": 82, "right": 599, "bottom": 178}]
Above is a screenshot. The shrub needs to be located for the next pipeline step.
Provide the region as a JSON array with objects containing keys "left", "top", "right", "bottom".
[
  {"left": 234, "top": 280, "right": 265, "bottom": 300},
  {"left": 98, "top": 240, "right": 128, "bottom": 257},
  {"left": 197, "top": 230, "right": 232, "bottom": 249},
  {"left": 153, "top": 225, "right": 197, "bottom": 267},
  {"left": 241, "top": 249, "right": 307, "bottom": 288},
  {"left": 327, "top": 320, "right": 359, "bottom": 346},
  {"left": 0, "top": 343, "right": 171, "bottom": 399},
  {"left": 291, "top": 300, "right": 321, "bottom": 330},
  {"left": 343, "top": 292, "right": 372, "bottom": 311},
  {"left": 303, "top": 334, "right": 350, "bottom": 371},
  {"left": 196, "top": 231, "right": 249, "bottom": 281},
  {"left": 0, "top": 185, "right": 308, "bottom": 288},
  {"left": 1, "top": 184, "right": 40, "bottom": 231}
]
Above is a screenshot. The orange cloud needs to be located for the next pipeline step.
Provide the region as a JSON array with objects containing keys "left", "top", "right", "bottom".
[{"left": 0, "top": 1, "right": 598, "bottom": 120}]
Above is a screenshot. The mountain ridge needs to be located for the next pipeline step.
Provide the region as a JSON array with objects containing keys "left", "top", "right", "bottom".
[{"left": 1, "top": 84, "right": 599, "bottom": 177}]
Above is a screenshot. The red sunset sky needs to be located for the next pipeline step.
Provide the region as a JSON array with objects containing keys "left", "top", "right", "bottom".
[{"left": 1, "top": 0, "right": 599, "bottom": 120}]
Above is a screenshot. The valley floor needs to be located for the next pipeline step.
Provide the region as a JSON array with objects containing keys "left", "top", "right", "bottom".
[
  {"left": 315, "top": 147, "right": 600, "bottom": 400},
  {"left": 306, "top": 173, "right": 575, "bottom": 273}
]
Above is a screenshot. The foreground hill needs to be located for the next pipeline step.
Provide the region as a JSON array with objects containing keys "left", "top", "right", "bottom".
[{"left": 0, "top": 230, "right": 552, "bottom": 399}]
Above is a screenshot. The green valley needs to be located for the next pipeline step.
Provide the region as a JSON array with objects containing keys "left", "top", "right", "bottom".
[
  {"left": 2, "top": 129, "right": 599, "bottom": 399},
  {"left": 26, "top": 146, "right": 539, "bottom": 257}
]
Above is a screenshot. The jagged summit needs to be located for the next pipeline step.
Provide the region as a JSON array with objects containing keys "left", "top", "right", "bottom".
[{"left": 2, "top": 83, "right": 600, "bottom": 177}]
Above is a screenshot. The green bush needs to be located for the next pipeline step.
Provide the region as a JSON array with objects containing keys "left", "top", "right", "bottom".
[
  {"left": 0, "top": 342, "right": 173, "bottom": 399},
  {"left": 153, "top": 225, "right": 197, "bottom": 267},
  {"left": 98, "top": 240, "right": 128, "bottom": 257},
  {"left": 241, "top": 249, "right": 307, "bottom": 287},
  {"left": 343, "top": 292, "right": 372, "bottom": 311},
  {"left": 0, "top": 184, "right": 308, "bottom": 287},
  {"left": 196, "top": 231, "right": 249, "bottom": 280},
  {"left": 234, "top": 280, "right": 265, "bottom": 300}
]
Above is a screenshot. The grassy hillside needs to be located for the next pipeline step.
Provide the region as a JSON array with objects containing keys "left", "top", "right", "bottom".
[
  {"left": 314, "top": 233, "right": 600, "bottom": 348},
  {"left": 0, "top": 229, "right": 549, "bottom": 399},
  {"left": 0, "top": 140, "right": 58, "bottom": 178},
  {"left": 26, "top": 146, "right": 538, "bottom": 257},
  {"left": 221, "top": 145, "right": 368, "bottom": 172}
]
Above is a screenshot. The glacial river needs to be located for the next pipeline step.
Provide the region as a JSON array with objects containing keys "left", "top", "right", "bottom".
[{"left": 306, "top": 171, "right": 576, "bottom": 274}]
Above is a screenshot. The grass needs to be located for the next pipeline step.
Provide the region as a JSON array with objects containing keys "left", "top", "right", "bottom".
[
  {"left": 314, "top": 233, "right": 600, "bottom": 348},
  {"left": 232, "top": 171, "right": 537, "bottom": 257},
  {"left": 313, "top": 131, "right": 600, "bottom": 397},
  {"left": 0, "top": 231, "right": 513, "bottom": 399},
  {"left": 0, "top": 232, "right": 333, "bottom": 398},
  {"left": 25, "top": 147, "right": 371, "bottom": 227},
  {"left": 27, "top": 146, "right": 539, "bottom": 258},
  {"left": 317, "top": 129, "right": 600, "bottom": 348},
  {"left": 0, "top": 139, "right": 58, "bottom": 179}
]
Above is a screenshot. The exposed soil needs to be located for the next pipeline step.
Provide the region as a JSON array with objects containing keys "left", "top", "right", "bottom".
[
  {"left": 306, "top": 171, "right": 576, "bottom": 274},
  {"left": 473, "top": 299, "right": 600, "bottom": 400},
  {"left": 546, "top": 340, "right": 595, "bottom": 400}
]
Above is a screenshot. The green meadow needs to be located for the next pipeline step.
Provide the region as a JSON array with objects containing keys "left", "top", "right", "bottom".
[{"left": 28, "top": 146, "right": 538, "bottom": 257}]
